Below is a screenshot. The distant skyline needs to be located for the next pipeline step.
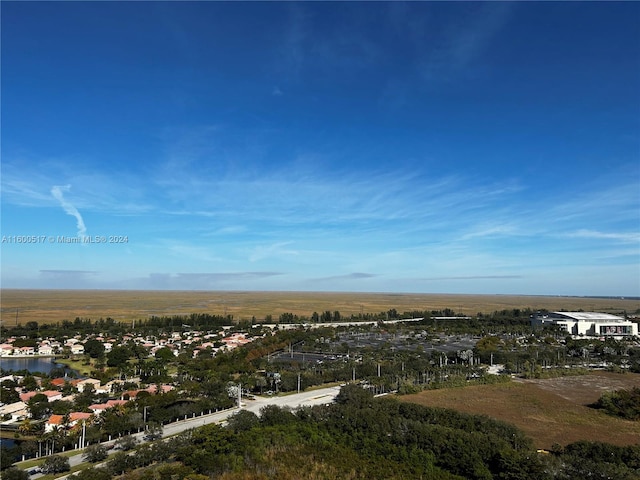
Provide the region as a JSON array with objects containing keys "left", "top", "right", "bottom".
[{"left": 2, "top": 2, "right": 639, "bottom": 296}]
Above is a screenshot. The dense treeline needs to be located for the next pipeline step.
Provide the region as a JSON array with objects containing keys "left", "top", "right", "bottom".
[
  {"left": 45, "top": 385, "right": 640, "bottom": 479},
  {"left": 0, "top": 308, "right": 574, "bottom": 346}
]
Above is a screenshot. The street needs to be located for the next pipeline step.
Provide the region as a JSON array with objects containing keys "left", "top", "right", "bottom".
[{"left": 28, "top": 385, "right": 342, "bottom": 478}]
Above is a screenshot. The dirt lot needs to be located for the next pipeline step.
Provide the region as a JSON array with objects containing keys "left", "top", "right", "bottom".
[
  {"left": 402, "top": 371, "right": 640, "bottom": 449},
  {"left": 2, "top": 289, "right": 638, "bottom": 325}
]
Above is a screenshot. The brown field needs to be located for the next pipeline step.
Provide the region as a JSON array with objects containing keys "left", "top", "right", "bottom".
[
  {"left": 1, "top": 289, "right": 639, "bottom": 326},
  {"left": 402, "top": 371, "right": 640, "bottom": 449}
]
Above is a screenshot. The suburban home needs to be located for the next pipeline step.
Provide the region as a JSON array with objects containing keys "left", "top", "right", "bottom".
[
  {"left": 70, "top": 344, "right": 85, "bottom": 355},
  {"left": 38, "top": 344, "right": 54, "bottom": 356},
  {"left": 221, "top": 333, "right": 252, "bottom": 350},
  {"left": 102, "top": 379, "right": 125, "bottom": 394},
  {"left": 42, "top": 390, "right": 63, "bottom": 402},
  {"left": 0, "top": 401, "right": 28, "bottom": 422},
  {"left": 45, "top": 412, "right": 93, "bottom": 433},
  {"left": 0, "top": 344, "right": 14, "bottom": 356},
  {"left": 76, "top": 378, "right": 101, "bottom": 393},
  {"left": 88, "top": 399, "right": 127, "bottom": 415},
  {"left": 50, "top": 378, "right": 68, "bottom": 389},
  {"left": 19, "top": 391, "right": 38, "bottom": 403},
  {"left": 18, "top": 346, "right": 36, "bottom": 356}
]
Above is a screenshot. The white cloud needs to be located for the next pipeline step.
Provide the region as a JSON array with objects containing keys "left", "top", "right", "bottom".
[
  {"left": 565, "top": 229, "right": 640, "bottom": 243},
  {"left": 51, "top": 185, "right": 87, "bottom": 237},
  {"left": 248, "top": 241, "right": 299, "bottom": 262}
]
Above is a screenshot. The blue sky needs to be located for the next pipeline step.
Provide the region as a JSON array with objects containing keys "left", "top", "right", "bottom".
[{"left": 1, "top": 1, "right": 639, "bottom": 296}]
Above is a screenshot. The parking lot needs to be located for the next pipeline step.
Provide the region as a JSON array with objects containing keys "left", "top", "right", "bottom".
[{"left": 268, "top": 331, "right": 479, "bottom": 364}]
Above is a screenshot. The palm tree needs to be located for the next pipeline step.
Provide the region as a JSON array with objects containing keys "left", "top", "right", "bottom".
[
  {"left": 18, "top": 418, "right": 35, "bottom": 436},
  {"left": 43, "top": 425, "right": 62, "bottom": 455}
]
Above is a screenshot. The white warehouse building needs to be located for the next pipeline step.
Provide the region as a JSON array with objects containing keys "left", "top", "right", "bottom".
[{"left": 531, "top": 311, "right": 637, "bottom": 337}]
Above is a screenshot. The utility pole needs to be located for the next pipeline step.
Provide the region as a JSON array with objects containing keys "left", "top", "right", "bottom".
[
  {"left": 237, "top": 383, "right": 242, "bottom": 408},
  {"left": 297, "top": 373, "right": 301, "bottom": 393}
]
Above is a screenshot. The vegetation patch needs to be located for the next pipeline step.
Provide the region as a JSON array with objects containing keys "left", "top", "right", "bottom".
[
  {"left": 592, "top": 387, "right": 640, "bottom": 421},
  {"left": 402, "top": 372, "right": 640, "bottom": 449},
  {"left": 2, "top": 289, "right": 638, "bottom": 324}
]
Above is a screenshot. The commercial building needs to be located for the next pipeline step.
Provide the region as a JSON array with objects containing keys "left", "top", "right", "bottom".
[{"left": 531, "top": 311, "right": 637, "bottom": 337}]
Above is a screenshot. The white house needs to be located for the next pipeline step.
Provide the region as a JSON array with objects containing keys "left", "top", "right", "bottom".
[
  {"left": 38, "top": 344, "right": 54, "bottom": 356},
  {"left": 0, "top": 344, "right": 13, "bottom": 356},
  {"left": 41, "top": 390, "right": 63, "bottom": 402},
  {"left": 76, "top": 378, "right": 101, "bottom": 393},
  {"left": 45, "top": 412, "right": 92, "bottom": 433},
  {"left": 88, "top": 399, "right": 127, "bottom": 415},
  {"left": 0, "top": 401, "right": 28, "bottom": 422}
]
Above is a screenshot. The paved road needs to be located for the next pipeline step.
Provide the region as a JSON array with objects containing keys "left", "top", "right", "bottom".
[
  {"left": 28, "top": 385, "right": 342, "bottom": 478},
  {"left": 166, "top": 384, "right": 341, "bottom": 433}
]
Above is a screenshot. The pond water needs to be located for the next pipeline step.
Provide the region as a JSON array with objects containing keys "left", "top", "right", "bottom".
[
  {"left": 0, "top": 438, "right": 16, "bottom": 449},
  {"left": 0, "top": 357, "right": 73, "bottom": 375}
]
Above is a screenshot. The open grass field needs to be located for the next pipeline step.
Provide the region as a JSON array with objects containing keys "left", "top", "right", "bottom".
[
  {"left": 1, "top": 289, "right": 639, "bottom": 326},
  {"left": 402, "top": 371, "right": 640, "bottom": 449}
]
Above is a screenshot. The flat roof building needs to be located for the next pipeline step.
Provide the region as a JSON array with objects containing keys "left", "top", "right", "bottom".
[{"left": 531, "top": 311, "right": 637, "bottom": 337}]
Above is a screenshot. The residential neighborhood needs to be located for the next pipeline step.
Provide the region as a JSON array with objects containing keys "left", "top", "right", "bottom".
[{"left": 0, "top": 326, "right": 262, "bottom": 440}]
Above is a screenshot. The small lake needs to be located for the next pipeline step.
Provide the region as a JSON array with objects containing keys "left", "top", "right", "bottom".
[
  {"left": 0, "top": 357, "right": 73, "bottom": 375},
  {"left": 0, "top": 438, "right": 16, "bottom": 449}
]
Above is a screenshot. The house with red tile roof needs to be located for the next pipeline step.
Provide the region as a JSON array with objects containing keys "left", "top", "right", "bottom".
[
  {"left": 88, "top": 399, "right": 127, "bottom": 415},
  {"left": 19, "top": 391, "right": 38, "bottom": 403},
  {"left": 50, "top": 378, "right": 67, "bottom": 389},
  {"left": 45, "top": 412, "right": 93, "bottom": 433},
  {"left": 0, "top": 344, "right": 14, "bottom": 356},
  {"left": 41, "top": 390, "right": 63, "bottom": 402}
]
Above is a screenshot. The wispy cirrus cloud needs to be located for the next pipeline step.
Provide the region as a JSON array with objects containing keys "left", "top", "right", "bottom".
[
  {"left": 419, "top": 2, "right": 513, "bottom": 81},
  {"left": 51, "top": 185, "right": 87, "bottom": 237},
  {"left": 564, "top": 229, "right": 640, "bottom": 243},
  {"left": 2, "top": 158, "right": 152, "bottom": 215},
  {"left": 248, "top": 241, "right": 299, "bottom": 262},
  {"left": 459, "top": 224, "right": 519, "bottom": 240}
]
